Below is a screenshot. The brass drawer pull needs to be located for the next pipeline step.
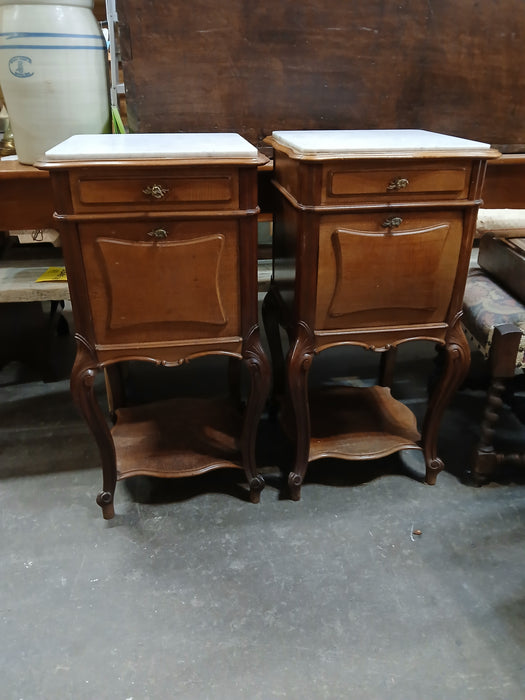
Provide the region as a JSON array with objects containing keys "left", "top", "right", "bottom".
[
  {"left": 147, "top": 228, "right": 168, "bottom": 239},
  {"left": 143, "top": 184, "right": 169, "bottom": 199},
  {"left": 386, "top": 177, "right": 409, "bottom": 191},
  {"left": 382, "top": 216, "right": 403, "bottom": 229}
]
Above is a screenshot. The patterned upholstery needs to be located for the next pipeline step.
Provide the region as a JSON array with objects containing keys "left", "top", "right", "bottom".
[{"left": 462, "top": 263, "right": 525, "bottom": 371}]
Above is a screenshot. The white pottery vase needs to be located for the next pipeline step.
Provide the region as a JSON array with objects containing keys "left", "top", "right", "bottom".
[{"left": 0, "top": 0, "right": 110, "bottom": 164}]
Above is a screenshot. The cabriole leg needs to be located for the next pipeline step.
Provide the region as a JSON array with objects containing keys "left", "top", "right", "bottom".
[
  {"left": 70, "top": 339, "right": 117, "bottom": 519},
  {"left": 286, "top": 321, "right": 316, "bottom": 500},
  {"left": 421, "top": 317, "right": 470, "bottom": 485},
  {"left": 262, "top": 284, "right": 287, "bottom": 407},
  {"left": 241, "top": 326, "right": 271, "bottom": 503}
]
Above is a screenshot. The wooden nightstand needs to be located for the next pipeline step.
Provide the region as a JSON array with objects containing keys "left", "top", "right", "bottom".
[
  {"left": 39, "top": 133, "right": 270, "bottom": 518},
  {"left": 262, "top": 129, "right": 499, "bottom": 499}
]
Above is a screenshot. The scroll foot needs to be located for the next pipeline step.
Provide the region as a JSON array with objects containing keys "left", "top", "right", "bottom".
[
  {"left": 288, "top": 472, "right": 303, "bottom": 501},
  {"left": 425, "top": 458, "right": 444, "bottom": 485},
  {"left": 96, "top": 490, "right": 115, "bottom": 520},
  {"left": 248, "top": 475, "right": 265, "bottom": 504}
]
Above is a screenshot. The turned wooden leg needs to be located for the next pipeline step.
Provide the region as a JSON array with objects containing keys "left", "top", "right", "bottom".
[
  {"left": 241, "top": 325, "right": 271, "bottom": 503},
  {"left": 286, "top": 321, "right": 316, "bottom": 500},
  {"left": 421, "top": 315, "right": 470, "bottom": 485},
  {"left": 469, "top": 378, "right": 506, "bottom": 484},
  {"left": 70, "top": 338, "right": 117, "bottom": 519},
  {"left": 468, "top": 324, "right": 523, "bottom": 484}
]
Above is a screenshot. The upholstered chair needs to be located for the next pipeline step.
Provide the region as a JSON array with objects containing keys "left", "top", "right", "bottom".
[{"left": 462, "top": 232, "right": 525, "bottom": 483}]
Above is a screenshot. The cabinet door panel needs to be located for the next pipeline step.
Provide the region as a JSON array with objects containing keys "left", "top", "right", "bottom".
[
  {"left": 315, "top": 211, "right": 463, "bottom": 329},
  {"left": 98, "top": 235, "right": 227, "bottom": 329},
  {"left": 79, "top": 220, "right": 241, "bottom": 345}
]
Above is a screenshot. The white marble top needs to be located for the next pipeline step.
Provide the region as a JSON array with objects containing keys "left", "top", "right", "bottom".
[
  {"left": 44, "top": 133, "right": 259, "bottom": 161},
  {"left": 270, "top": 129, "right": 492, "bottom": 156}
]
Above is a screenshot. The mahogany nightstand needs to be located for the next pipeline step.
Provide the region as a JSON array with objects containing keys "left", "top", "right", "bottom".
[
  {"left": 39, "top": 133, "right": 270, "bottom": 518},
  {"left": 262, "top": 129, "right": 499, "bottom": 499}
]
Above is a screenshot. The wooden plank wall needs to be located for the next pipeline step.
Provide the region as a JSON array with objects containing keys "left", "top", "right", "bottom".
[{"left": 117, "top": 1, "right": 525, "bottom": 154}]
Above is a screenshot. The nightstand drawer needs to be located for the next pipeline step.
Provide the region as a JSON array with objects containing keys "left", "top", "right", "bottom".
[
  {"left": 323, "top": 162, "right": 471, "bottom": 203},
  {"left": 70, "top": 167, "right": 240, "bottom": 213}
]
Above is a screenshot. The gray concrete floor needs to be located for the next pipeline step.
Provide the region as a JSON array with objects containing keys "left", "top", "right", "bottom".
[{"left": 1, "top": 313, "right": 525, "bottom": 699}]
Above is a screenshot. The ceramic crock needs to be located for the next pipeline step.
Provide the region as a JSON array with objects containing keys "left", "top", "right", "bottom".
[{"left": 0, "top": 0, "right": 110, "bottom": 164}]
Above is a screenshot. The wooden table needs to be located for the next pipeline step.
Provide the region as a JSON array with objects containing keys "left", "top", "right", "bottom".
[
  {"left": 38, "top": 133, "right": 270, "bottom": 519},
  {"left": 0, "top": 160, "right": 68, "bottom": 373},
  {"left": 0, "top": 158, "right": 54, "bottom": 230},
  {"left": 0, "top": 151, "right": 522, "bottom": 231},
  {"left": 0, "top": 158, "right": 64, "bottom": 301},
  {"left": 481, "top": 154, "right": 525, "bottom": 209},
  {"left": 262, "top": 129, "right": 499, "bottom": 499}
]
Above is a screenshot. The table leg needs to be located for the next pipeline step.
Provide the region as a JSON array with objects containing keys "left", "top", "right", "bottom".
[
  {"left": 378, "top": 345, "right": 398, "bottom": 387},
  {"left": 70, "top": 337, "right": 117, "bottom": 519},
  {"left": 421, "top": 315, "right": 470, "bottom": 485},
  {"left": 262, "top": 284, "right": 287, "bottom": 405},
  {"left": 241, "top": 325, "right": 271, "bottom": 503},
  {"left": 287, "top": 321, "right": 316, "bottom": 500}
]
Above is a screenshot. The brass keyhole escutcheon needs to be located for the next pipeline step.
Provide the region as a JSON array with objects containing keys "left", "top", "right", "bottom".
[
  {"left": 386, "top": 177, "right": 409, "bottom": 191},
  {"left": 381, "top": 216, "right": 403, "bottom": 229},
  {"left": 143, "top": 183, "right": 169, "bottom": 199},
  {"left": 147, "top": 228, "right": 168, "bottom": 239}
]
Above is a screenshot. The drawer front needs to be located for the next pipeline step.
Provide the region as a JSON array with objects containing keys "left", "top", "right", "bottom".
[
  {"left": 315, "top": 210, "right": 464, "bottom": 330},
  {"left": 323, "top": 161, "right": 471, "bottom": 203},
  {"left": 70, "top": 167, "right": 240, "bottom": 213},
  {"left": 78, "top": 220, "right": 242, "bottom": 346}
]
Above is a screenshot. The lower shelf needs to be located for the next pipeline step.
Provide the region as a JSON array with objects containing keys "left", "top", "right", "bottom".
[
  {"left": 285, "top": 385, "right": 422, "bottom": 462},
  {"left": 112, "top": 396, "right": 244, "bottom": 480}
]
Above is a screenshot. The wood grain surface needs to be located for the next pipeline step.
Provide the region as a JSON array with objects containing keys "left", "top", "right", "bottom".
[{"left": 117, "top": 1, "right": 525, "bottom": 152}]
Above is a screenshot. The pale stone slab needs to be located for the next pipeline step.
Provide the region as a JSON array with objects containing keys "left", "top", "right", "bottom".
[
  {"left": 43, "top": 133, "right": 258, "bottom": 161},
  {"left": 0, "top": 259, "right": 70, "bottom": 302},
  {"left": 270, "top": 129, "right": 493, "bottom": 157}
]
